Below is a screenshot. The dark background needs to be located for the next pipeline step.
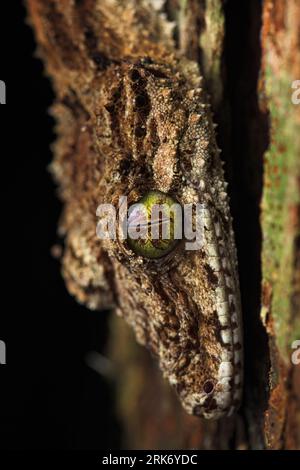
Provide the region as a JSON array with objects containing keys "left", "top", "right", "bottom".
[{"left": 0, "top": 3, "right": 120, "bottom": 450}]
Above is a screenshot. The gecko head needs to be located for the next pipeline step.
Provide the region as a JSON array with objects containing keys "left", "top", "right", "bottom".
[
  {"left": 59, "top": 61, "right": 242, "bottom": 419},
  {"left": 92, "top": 63, "right": 243, "bottom": 419}
]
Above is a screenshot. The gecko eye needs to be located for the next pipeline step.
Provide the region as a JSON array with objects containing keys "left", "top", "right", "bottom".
[{"left": 127, "top": 190, "right": 181, "bottom": 259}]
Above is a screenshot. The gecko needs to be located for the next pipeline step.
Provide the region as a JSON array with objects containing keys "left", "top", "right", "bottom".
[{"left": 27, "top": 0, "right": 243, "bottom": 419}]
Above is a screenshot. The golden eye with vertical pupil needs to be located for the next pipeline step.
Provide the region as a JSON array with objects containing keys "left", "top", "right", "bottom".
[{"left": 127, "top": 190, "right": 181, "bottom": 259}]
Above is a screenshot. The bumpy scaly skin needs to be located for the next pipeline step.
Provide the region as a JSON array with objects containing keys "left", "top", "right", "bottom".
[{"left": 27, "top": 0, "right": 243, "bottom": 419}]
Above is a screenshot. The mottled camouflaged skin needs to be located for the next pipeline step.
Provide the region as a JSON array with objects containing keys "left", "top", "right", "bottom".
[{"left": 27, "top": 0, "right": 243, "bottom": 419}]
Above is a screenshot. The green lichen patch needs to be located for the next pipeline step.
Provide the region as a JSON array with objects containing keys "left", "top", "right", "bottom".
[{"left": 261, "top": 65, "right": 300, "bottom": 361}]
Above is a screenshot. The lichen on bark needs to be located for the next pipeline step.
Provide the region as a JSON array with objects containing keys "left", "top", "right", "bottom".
[{"left": 259, "top": 0, "right": 300, "bottom": 449}]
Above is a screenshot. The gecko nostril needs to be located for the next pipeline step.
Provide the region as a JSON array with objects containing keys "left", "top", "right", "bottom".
[
  {"left": 130, "top": 69, "right": 141, "bottom": 82},
  {"left": 135, "top": 94, "right": 149, "bottom": 108},
  {"left": 203, "top": 380, "right": 214, "bottom": 394}
]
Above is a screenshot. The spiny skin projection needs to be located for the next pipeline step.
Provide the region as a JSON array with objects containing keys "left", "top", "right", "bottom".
[{"left": 27, "top": 0, "right": 243, "bottom": 419}]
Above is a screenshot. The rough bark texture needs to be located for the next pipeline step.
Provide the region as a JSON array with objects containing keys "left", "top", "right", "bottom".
[
  {"left": 108, "top": 0, "right": 300, "bottom": 449},
  {"left": 259, "top": 0, "right": 300, "bottom": 450}
]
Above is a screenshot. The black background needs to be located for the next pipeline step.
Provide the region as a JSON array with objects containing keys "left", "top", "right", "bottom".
[{"left": 0, "top": 2, "right": 120, "bottom": 450}]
